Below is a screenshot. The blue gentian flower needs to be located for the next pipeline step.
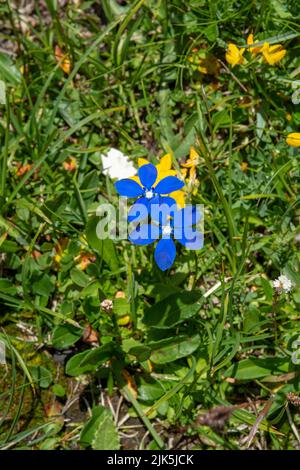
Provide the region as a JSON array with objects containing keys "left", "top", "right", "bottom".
[
  {"left": 129, "top": 205, "right": 203, "bottom": 271},
  {"left": 114, "top": 163, "right": 184, "bottom": 222}
]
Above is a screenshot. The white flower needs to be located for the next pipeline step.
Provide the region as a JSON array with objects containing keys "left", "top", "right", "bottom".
[
  {"left": 101, "top": 148, "right": 137, "bottom": 179},
  {"left": 273, "top": 275, "right": 293, "bottom": 294},
  {"left": 100, "top": 299, "right": 113, "bottom": 313}
]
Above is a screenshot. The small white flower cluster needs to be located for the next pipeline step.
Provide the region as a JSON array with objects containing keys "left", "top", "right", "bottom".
[
  {"left": 273, "top": 274, "right": 293, "bottom": 294},
  {"left": 100, "top": 299, "right": 113, "bottom": 313},
  {"left": 101, "top": 148, "right": 136, "bottom": 179}
]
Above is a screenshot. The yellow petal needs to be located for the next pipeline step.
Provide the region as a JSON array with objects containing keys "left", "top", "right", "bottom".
[
  {"left": 269, "top": 44, "right": 284, "bottom": 53},
  {"left": 246, "top": 33, "right": 263, "bottom": 55},
  {"left": 181, "top": 160, "right": 194, "bottom": 168},
  {"left": 286, "top": 133, "right": 300, "bottom": 147},
  {"left": 172, "top": 190, "right": 185, "bottom": 208},
  {"left": 181, "top": 168, "right": 188, "bottom": 178},
  {"left": 54, "top": 45, "right": 71, "bottom": 74},
  {"left": 225, "top": 43, "right": 245, "bottom": 67},
  {"left": 189, "top": 165, "right": 197, "bottom": 180},
  {"left": 138, "top": 158, "right": 149, "bottom": 167},
  {"left": 189, "top": 146, "right": 200, "bottom": 163},
  {"left": 158, "top": 153, "right": 172, "bottom": 171},
  {"left": 198, "top": 60, "right": 208, "bottom": 74},
  {"left": 240, "top": 161, "right": 249, "bottom": 172},
  {"left": 247, "top": 34, "right": 254, "bottom": 45},
  {"left": 262, "top": 43, "right": 286, "bottom": 65},
  {"left": 156, "top": 168, "right": 177, "bottom": 184},
  {"left": 130, "top": 175, "right": 141, "bottom": 184}
]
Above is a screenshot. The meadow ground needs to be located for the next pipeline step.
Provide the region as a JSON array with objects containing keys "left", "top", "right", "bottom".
[{"left": 0, "top": 0, "right": 300, "bottom": 450}]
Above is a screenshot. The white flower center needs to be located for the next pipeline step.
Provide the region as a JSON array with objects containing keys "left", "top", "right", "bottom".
[
  {"left": 145, "top": 190, "right": 154, "bottom": 199},
  {"left": 162, "top": 225, "right": 172, "bottom": 236}
]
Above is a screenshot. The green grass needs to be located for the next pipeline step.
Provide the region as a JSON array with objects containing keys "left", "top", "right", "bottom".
[{"left": 0, "top": 0, "right": 300, "bottom": 450}]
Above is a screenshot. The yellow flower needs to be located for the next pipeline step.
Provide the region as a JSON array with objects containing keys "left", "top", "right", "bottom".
[
  {"left": 261, "top": 42, "right": 286, "bottom": 65},
  {"left": 286, "top": 132, "right": 300, "bottom": 147},
  {"left": 240, "top": 161, "right": 249, "bottom": 172},
  {"left": 76, "top": 253, "right": 96, "bottom": 271},
  {"left": 54, "top": 253, "right": 62, "bottom": 264},
  {"left": 132, "top": 154, "right": 185, "bottom": 208},
  {"left": 225, "top": 43, "right": 245, "bottom": 67},
  {"left": 63, "top": 157, "right": 77, "bottom": 172},
  {"left": 181, "top": 146, "right": 200, "bottom": 194},
  {"left": 247, "top": 34, "right": 263, "bottom": 55},
  {"left": 54, "top": 45, "right": 71, "bottom": 74},
  {"left": 188, "top": 48, "right": 220, "bottom": 76}
]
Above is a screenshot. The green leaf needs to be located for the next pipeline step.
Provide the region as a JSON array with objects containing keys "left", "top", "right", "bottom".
[
  {"left": 113, "top": 297, "right": 130, "bottom": 316},
  {"left": 149, "top": 334, "right": 200, "bottom": 364},
  {"left": 203, "top": 23, "right": 218, "bottom": 41},
  {"left": 138, "top": 379, "right": 165, "bottom": 402},
  {"left": 70, "top": 268, "right": 90, "bottom": 287},
  {"left": 0, "top": 80, "right": 6, "bottom": 104},
  {"left": 0, "top": 52, "right": 21, "bottom": 85},
  {"left": 0, "top": 278, "right": 17, "bottom": 295},
  {"left": 86, "top": 216, "right": 119, "bottom": 272},
  {"left": 260, "top": 277, "right": 273, "bottom": 301},
  {"left": 65, "top": 343, "right": 114, "bottom": 376},
  {"left": 224, "top": 357, "right": 291, "bottom": 381},
  {"left": 128, "top": 345, "right": 151, "bottom": 362},
  {"left": 243, "top": 309, "right": 261, "bottom": 333},
  {"left": 256, "top": 111, "right": 266, "bottom": 140},
  {"left": 174, "top": 126, "right": 197, "bottom": 159},
  {"left": 80, "top": 405, "right": 120, "bottom": 450},
  {"left": 52, "top": 324, "right": 82, "bottom": 349},
  {"left": 143, "top": 291, "right": 202, "bottom": 329},
  {"left": 52, "top": 384, "right": 66, "bottom": 397},
  {"left": 32, "top": 274, "right": 55, "bottom": 297},
  {"left": 31, "top": 366, "right": 52, "bottom": 388}
]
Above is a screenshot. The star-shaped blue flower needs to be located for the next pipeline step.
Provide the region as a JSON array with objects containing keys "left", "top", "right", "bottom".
[
  {"left": 129, "top": 205, "right": 203, "bottom": 271},
  {"left": 114, "top": 163, "right": 184, "bottom": 222}
]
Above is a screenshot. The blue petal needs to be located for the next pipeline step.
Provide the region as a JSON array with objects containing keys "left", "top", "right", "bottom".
[
  {"left": 138, "top": 164, "right": 157, "bottom": 189},
  {"left": 159, "top": 196, "right": 178, "bottom": 208},
  {"left": 154, "top": 238, "right": 176, "bottom": 271},
  {"left": 149, "top": 196, "right": 177, "bottom": 226},
  {"left": 129, "top": 223, "right": 159, "bottom": 245},
  {"left": 128, "top": 198, "right": 149, "bottom": 223},
  {"left": 174, "top": 227, "right": 204, "bottom": 250},
  {"left": 154, "top": 176, "right": 184, "bottom": 195},
  {"left": 115, "top": 179, "right": 144, "bottom": 197},
  {"left": 173, "top": 205, "right": 202, "bottom": 228}
]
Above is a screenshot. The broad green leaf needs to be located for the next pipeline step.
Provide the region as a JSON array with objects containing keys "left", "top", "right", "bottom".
[
  {"left": 80, "top": 405, "right": 120, "bottom": 450},
  {"left": 224, "top": 357, "right": 292, "bottom": 380},
  {"left": 149, "top": 334, "right": 200, "bottom": 364},
  {"left": 138, "top": 379, "right": 165, "bottom": 402},
  {"left": 70, "top": 268, "right": 90, "bottom": 287},
  {"left": 128, "top": 345, "right": 151, "bottom": 362},
  {"left": 32, "top": 274, "right": 55, "bottom": 297},
  {"left": 65, "top": 343, "right": 114, "bottom": 376},
  {"left": 113, "top": 297, "right": 130, "bottom": 317},
  {"left": 52, "top": 324, "right": 82, "bottom": 350},
  {"left": 143, "top": 291, "right": 202, "bottom": 329}
]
